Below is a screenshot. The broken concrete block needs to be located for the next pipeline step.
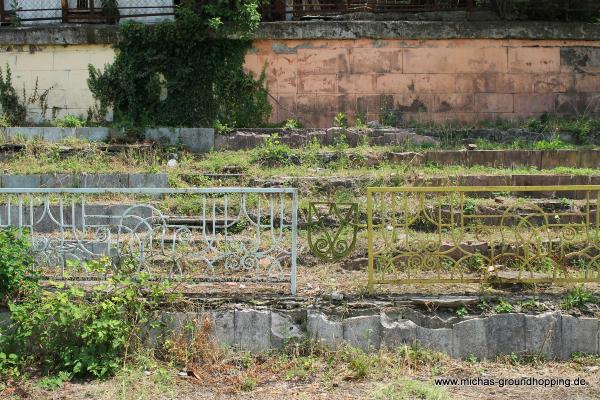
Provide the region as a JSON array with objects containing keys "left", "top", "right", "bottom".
[
  {"left": 453, "top": 318, "right": 487, "bottom": 360},
  {"left": 211, "top": 310, "right": 235, "bottom": 347},
  {"left": 560, "top": 315, "right": 599, "bottom": 359},
  {"left": 343, "top": 315, "right": 381, "bottom": 352},
  {"left": 234, "top": 309, "right": 271, "bottom": 352},
  {"left": 524, "top": 312, "right": 561, "bottom": 358},
  {"left": 307, "top": 311, "right": 343, "bottom": 348},
  {"left": 381, "top": 314, "right": 417, "bottom": 349},
  {"left": 271, "top": 312, "right": 304, "bottom": 348},
  {"left": 486, "top": 313, "right": 526, "bottom": 357},
  {"left": 1, "top": 174, "right": 42, "bottom": 188},
  {"left": 416, "top": 326, "right": 453, "bottom": 356}
]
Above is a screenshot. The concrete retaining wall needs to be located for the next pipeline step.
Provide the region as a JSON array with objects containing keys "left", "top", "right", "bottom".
[
  {"left": 215, "top": 127, "right": 436, "bottom": 150},
  {"left": 1, "top": 127, "right": 214, "bottom": 153},
  {"left": 158, "top": 309, "right": 600, "bottom": 360},
  {"left": 0, "top": 173, "right": 168, "bottom": 188},
  {"left": 2, "top": 308, "right": 598, "bottom": 359},
  {"left": 0, "top": 24, "right": 598, "bottom": 127}
]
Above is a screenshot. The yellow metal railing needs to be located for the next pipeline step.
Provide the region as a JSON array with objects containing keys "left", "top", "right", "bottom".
[{"left": 367, "top": 186, "right": 600, "bottom": 293}]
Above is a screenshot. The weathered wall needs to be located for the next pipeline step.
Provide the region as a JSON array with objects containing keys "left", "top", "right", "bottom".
[
  {"left": 247, "top": 38, "right": 600, "bottom": 127},
  {"left": 0, "top": 23, "right": 598, "bottom": 126},
  {"left": 0, "top": 43, "right": 114, "bottom": 120}
]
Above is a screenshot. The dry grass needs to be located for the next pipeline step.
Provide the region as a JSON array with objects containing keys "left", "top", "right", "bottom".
[{"left": 8, "top": 320, "right": 600, "bottom": 400}]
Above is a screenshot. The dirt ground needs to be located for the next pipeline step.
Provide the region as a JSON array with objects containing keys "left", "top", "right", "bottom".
[{"left": 7, "top": 353, "right": 599, "bottom": 400}]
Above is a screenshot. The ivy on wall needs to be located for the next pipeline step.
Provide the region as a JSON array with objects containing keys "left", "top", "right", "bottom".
[{"left": 88, "top": 0, "right": 271, "bottom": 129}]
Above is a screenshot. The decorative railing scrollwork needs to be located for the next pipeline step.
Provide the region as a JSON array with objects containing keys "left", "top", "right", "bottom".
[
  {"left": 0, "top": 188, "right": 298, "bottom": 294},
  {"left": 307, "top": 201, "right": 360, "bottom": 262},
  {"left": 367, "top": 186, "right": 600, "bottom": 293}
]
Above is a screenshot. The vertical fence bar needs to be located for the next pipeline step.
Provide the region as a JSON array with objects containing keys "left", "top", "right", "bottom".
[
  {"left": 290, "top": 188, "right": 298, "bottom": 295},
  {"left": 367, "top": 187, "right": 375, "bottom": 294}
]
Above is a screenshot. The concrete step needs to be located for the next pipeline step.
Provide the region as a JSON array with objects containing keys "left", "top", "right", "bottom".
[{"left": 0, "top": 173, "right": 168, "bottom": 189}]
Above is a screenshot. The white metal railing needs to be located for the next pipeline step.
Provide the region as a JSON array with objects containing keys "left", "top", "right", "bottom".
[{"left": 0, "top": 188, "right": 298, "bottom": 294}]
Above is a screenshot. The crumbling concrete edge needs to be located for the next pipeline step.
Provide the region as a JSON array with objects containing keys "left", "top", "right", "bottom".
[
  {"left": 145, "top": 309, "right": 600, "bottom": 360},
  {"left": 0, "top": 21, "right": 598, "bottom": 46}
]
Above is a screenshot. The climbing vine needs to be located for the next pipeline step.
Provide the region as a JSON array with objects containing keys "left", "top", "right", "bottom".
[{"left": 88, "top": 0, "right": 271, "bottom": 129}]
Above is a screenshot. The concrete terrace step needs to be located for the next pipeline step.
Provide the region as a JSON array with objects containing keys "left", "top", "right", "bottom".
[
  {"left": 253, "top": 174, "right": 600, "bottom": 198},
  {"left": 387, "top": 149, "right": 600, "bottom": 169},
  {"left": 0, "top": 173, "right": 168, "bottom": 189}
]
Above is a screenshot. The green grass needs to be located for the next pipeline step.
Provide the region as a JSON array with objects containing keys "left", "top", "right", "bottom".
[{"left": 373, "top": 379, "right": 450, "bottom": 400}]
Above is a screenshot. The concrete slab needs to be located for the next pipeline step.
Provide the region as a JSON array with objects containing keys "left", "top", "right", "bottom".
[
  {"left": 380, "top": 314, "right": 417, "bottom": 349},
  {"left": 343, "top": 315, "right": 381, "bottom": 352},
  {"left": 486, "top": 313, "right": 526, "bottom": 357},
  {"left": 271, "top": 312, "right": 304, "bottom": 348},
  {"left": 416, "top": 326, "right": 453, "bottom": 356},
  {"left": 234, "top": 309, "right": 271, "bottom": 352},
  {"left": 453, "top": 318, "right": 487, "bottom": 360},
  {"left": 560, "top": 315, "right": 599, "bottom": 359},
  {"left": 307, "top": 311, "right": 343, "bottom": 348}
]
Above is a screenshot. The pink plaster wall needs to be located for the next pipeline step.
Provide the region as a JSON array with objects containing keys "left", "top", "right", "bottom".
[{"left": 244, "top": 39, "right": 600, "bottom": 127}]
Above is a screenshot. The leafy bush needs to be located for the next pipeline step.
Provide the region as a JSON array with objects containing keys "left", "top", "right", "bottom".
[
  {"left": 52, "top": 115, "right": 84, "bottom": 128},
  {"left": 283, "top": 119, "right": 301, "bottom": 129},
  {"left": 0, "top": 229, "right": 35, "bottom": 302},
  {"left": 0, "top": 66, "right": 26, "bottom": 126},
  {"left": 561, "top": 286, "right": 598, "bottom": 310},
  {"left": 533, "top": 137, "right": 570, "bottom": 150},
  {"left": 494, "top": 299, "right": 514, "bottom": 313},
  {"left": 0, "top": 115, "right": 10, "bottom": 128},
  {"left": 88, "top": 0, "right": 271, "bottom": 129},
  {"left": 253, "top": 134, "right": 292, "bottom": 166},
  {"left": 333, "top": 112, "right": 348, "bottom": 128},
  {"left": 0, "top": 275, "right": 168, "bottom": 379}
]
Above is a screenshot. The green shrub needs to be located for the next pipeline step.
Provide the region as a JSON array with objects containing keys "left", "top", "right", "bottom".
[
  {"left": 52, "top": 115, "right": 84, "bottom": 128},
  {"left": 533, "top": 137, "right": 570, "bottom": 150},
  {"left": 283, "top": 119, "right": 301, "bottom": 129},
  {"left": 561, "top": 286, "right": 597, "bottom": 310},
  {"left": 494, "top": 299, "right": 514, "bottom": 313},
  {"left": 253, "top": 134, "right": 292, "bottom": 166},
  {"left": 0, "top": 66, "right": 26, "bottom": 126},
  {"left": 88, "top": 1, "right": 271, "bottom": 129},
  {"left": 0, "top": 115, "right": 10, "bottom": 128},
  {"left": 0, "top": 229, "right": 35, "bottom": 302},
  {"left": 0, "top": 275, "right": 168, "bottom": 379},
  {"left": 333, "top": 112, "right": 348, "bottom": 128}
]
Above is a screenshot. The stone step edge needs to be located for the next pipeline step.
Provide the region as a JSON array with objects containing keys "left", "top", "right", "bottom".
[
  {"left": 156, "top": 309, "right": 599, "bottom": 360},
  {"left": 0, "top": 173, "right": 168, "bottom": 189}
]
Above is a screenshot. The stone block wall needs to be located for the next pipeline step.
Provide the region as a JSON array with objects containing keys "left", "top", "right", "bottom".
[
  {"left": 0, "top": 23, "right": 598, "bottom": 127},
  {"left": 246, "top": 38, "right": 600, "bottom": 127},
  {"left": 0, "top": 44, "right": 115, "bottom": 121}
]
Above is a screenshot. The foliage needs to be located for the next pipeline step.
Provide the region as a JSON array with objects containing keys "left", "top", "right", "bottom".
[
  {"left": 0, "top": 274, "right": 169, "bottom": 379},
  {"left": 561, "top": 286, "right": 598, "bottom": 310},
  {"left": 52, "top": 115, "right": 84, "bottom": 128},
  {"left": 494, "top": 299, "right": 514, "bottom": 313},
  {"left": 0, "top": 115, "right": 10, "bottom": 128},
  {"left": 283, "top": 119, "right": 301, "bottom": 129},
  {"left": 354, "top": 113, "right": 368, "bottom": 129},
  {"left": 36, "top": 371, "right": 71, "bottom": 391},
  {"left": 533, "top": 137, "right": 570, "bottom": 150},
  {"left": 0, "top": 229, "right": 35, "bottom": 303},
  {"left": 380, "top": 110, "right": 397, "bottom": 128},
  {"left": 373, "top": 379, "right": 450, "bottom": 400},
  {"left": 213, "top": 119, "right": 233, "bottom": 135},
  {"left": 88, "top": 0, "right": 271, "bottom": 129},
  {"left": 0, "top": 66, "right": 26, "bottom": 126},
  {"left": 455, "top": 306, "right": 468, "bottom": 317},
  {"left": 253, "top": 133, "right": 292, "bottom": 166},
  {"left": 333, "top": 112, "right": 348, "bottom": 128}
]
